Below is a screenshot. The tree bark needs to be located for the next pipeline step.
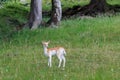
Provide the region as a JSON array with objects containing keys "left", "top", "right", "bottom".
[
  {"left": 28, "top": 0, "right": 42, "bottom": 29},
  {"left": 47, "top": 0, "right": 62, "bottom": 27}
]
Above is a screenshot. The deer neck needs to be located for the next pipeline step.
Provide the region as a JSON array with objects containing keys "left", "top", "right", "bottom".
[{"left": 43, "top": 46, "right": 48, "bottom": 55}]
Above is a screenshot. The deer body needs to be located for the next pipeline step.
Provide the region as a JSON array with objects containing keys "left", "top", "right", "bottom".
[{"left": 42, "top": 41, "right": 66, "bottom": 68}]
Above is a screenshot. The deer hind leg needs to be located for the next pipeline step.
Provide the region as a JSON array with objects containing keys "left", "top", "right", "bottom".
[
  {"left": 58, "top": 58, "right": 62, "bottom": 68},
  {"left": 61, "top": 55, "right": 66, "bottom": 67},
  {"left": 62, "top": 55, "right": 66, "bottom": 67},
  {"left": 58, "top": 55, "right": 66, "bottom": 68},
  {"left": 57, "top": 55, "right": 62, "bottom": 68}
]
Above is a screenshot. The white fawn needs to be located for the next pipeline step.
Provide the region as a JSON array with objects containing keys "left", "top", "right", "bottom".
[{"left": 42, "top": 41, "right": 66, "bottom": 68}]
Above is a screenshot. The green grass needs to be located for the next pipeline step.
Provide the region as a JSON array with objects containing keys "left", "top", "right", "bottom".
[
  {"left": 0, "top": 15, "right": 120, "bottom": 80},
  {"left": 0, "top": 1, "right": 120, "bottom": 80}
]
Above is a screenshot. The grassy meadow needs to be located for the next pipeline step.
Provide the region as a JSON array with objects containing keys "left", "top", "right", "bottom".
[{"left": 0, "top": 0, "right": 120, "bottom": 80}]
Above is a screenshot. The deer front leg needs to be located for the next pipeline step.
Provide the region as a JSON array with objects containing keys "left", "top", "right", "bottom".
[
  {"left": 48, "top": 58, "right": 50, "bottom": 66},
  {"left": 48, "top": 56, "right": 52, "bottom": 67}
]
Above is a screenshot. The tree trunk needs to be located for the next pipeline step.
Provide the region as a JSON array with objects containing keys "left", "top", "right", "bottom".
[
  {"left": 28, "top": 0, "right": 42, "bottom": 29},
  {"left": 47, "top": 0, "right": 62, "bottom": 27}
]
